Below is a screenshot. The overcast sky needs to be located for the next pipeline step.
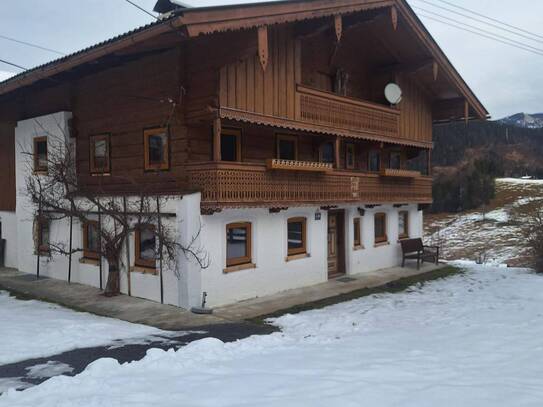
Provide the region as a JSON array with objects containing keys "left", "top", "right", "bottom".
[{"left": 1, "top": 0, "right": 542, "bottom": 119}]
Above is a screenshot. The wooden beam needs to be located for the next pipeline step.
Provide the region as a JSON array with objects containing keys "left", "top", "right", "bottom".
[
  {"left": 391, "top": 6, "right": 398, "bottom": 31},
  {"left": 334, "top": 15, "right": 342, "bottom": 42},
  {"left": 335, "top": 137, "right": 341, "bottom": 169},
  {"left": 433, "top": 60, "right": 439, "bottom": 81},
  {"left": 213, "top": 118, "right": 221, "bottom": 161},
  {"left": 464, "top": 100, "right": 469, "bottom": 125},
  {"left": 257, "top": 25, "right": 269, "bottom": 71}
]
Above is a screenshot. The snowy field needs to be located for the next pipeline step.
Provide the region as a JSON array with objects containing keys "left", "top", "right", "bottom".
[
  {"left": 425, "top": 178, "right": 543, "bottom": 266},
  {"left": 2, "top": 263, "right": 543, "bottom": 406},
  {"left": 0, "top": 291, "right": 182, "bottom": 365}
]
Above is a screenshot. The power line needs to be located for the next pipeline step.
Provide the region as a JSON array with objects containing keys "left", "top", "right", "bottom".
[
  {"left": 0, "top": 58, "right": 27, "bottom": 71},
  {"left": 417, "top": 13, "right": 543, "bottom": 57},
  {"left": 0, "top": 34, "right": 66, "bottom": 55},
  {"left": 414, "top": 7, "right": 543, "bottom": 54},
  {"left": 122, "top": 0, "right": 158, "bottom": 20},
  {"left": 414, "top": 0, "right": 543, "bottom": 41}
]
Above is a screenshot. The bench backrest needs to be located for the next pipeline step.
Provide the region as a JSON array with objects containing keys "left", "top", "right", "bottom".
[{"left": 400, "top": 238, "right": 423, "bottom": 254}]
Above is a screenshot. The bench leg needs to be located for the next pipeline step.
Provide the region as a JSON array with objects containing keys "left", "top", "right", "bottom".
[
  {"left": 417, "top": 257, "right": 420, "bottom": 270},
  {"left": 402, "top": 256, "right": 405, "bottom": 268}
]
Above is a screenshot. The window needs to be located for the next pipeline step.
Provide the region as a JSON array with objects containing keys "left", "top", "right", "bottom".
[
  {"left": 353, "top": 217, "right": 362, "bottom": 248},
  {"left": 345, "top": 143, "right": 355, "bottom": 169},
  {"left": 276, "top": 135, "right": 298, "bottom": 161},
  {"left": 34, "top": 137, "right": 48, "bottom": 173},
  {"left": 406, "top": 149, "right": 430, "bottom": 176},
  {"left": 389, "top": 151, "right": 402, "bottom": 170},
  {"left": 144, "top": 128, "right": 169, "bottom": 171},
  {"left": 287, "top": 217, "right": 307, "bottom": 256},
  {"left": 90, "top": 134, "right": 110, "bottom": 174},
  {"left": 320, "top": 142, "right": 334, "bottom": 164},
  {"left": 34, "top": 217, "right": 50, "bottom": 254},
  {"left": 398, "top": 211, "right": 409, "bottom": 239},
  {"left": 374, "top": 213, "right": 388, "bottom": 244},
  {"left": 83, "top": 221, "right": 100, "bottom": 259},
  {"left": 226, "top": 222, "right": 252, "bottom": 267},
  {"left": 368, "top": 150, "right": 381, "bottom": 172},
  {"left": 221, "top": 128, "right": 241, "bottom": 162},
  {"left": 135, "top": 225, "right": 156, "bottom": 269}
]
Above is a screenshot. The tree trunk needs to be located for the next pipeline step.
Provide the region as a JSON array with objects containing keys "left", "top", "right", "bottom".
[{"left": 104, "top": 262, "right": 120, "bottom": 297}]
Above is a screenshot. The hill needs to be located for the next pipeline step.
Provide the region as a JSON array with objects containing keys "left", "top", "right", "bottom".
[{"left": 499, "top": 112, "right": 543, "bottom": 129}]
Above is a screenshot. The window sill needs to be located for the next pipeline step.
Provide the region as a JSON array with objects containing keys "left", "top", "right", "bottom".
[
  {"left": 33, "top": 171, "right": 49, "bottom": 176},
  {"left": 79, "top": 257, "right": 100, "bottom": 266},
  {"left": 130, "top": 266, "right": 158, "bottom": 275},
  {"left": 285, "top": 253, "right": 310, "bottom": 262},
  {"left": 223, "top": 263, "right": 256, "bottom": 274},
  {"left": 353, "top": 245, "right": 365, "bottom": 251},
  {"left": 374, "top": 241, "right": 390, "bottom": 248},
  {"left": 90, "top": 173, "right": 111, "bottom": 177},
  {"left": 398, "top": 236, "right": 410, "bottom": 242}
]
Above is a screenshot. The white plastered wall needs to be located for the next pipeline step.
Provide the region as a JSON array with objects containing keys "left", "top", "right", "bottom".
[{"left": 0, "top": 211, "right": 18, "bottom": 268}]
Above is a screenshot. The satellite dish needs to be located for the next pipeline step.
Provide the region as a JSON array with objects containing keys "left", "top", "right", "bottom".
[{"left": 384, "top": 83, "right": 402, "bottom": 105}]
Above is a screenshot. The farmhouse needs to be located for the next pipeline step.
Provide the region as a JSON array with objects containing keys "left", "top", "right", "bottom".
[{"left": 0, "top": 0, "right": 487, "bottom": 309}]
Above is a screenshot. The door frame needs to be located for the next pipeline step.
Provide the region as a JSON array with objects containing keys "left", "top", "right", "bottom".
[{"left": 327, "top": 209, "right": 346, "bottom": 278}]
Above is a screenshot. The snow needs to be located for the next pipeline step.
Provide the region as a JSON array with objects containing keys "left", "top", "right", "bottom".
[
  {"left": 497, "top": 177, "right": 543, "bottom": 185},
  {"left": 0, "top": 291, "right": 186, "bottom": 365},
  {"left": 3, "top": 263, "right": 543, "bottom": 406}
]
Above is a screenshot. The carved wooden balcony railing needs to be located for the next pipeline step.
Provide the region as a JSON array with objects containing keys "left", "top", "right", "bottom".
[
  {"left": 296, "top": 85, "right": 401, "bottom": 140},
  {"left": 187, "top": 162, "right": 432, "bottom": 210},
  {"left": 266, "top": 159, "right": 333, "bottom": 172},
  {"left": 380, "top": 168, "right": 421, "bottom": 178}
]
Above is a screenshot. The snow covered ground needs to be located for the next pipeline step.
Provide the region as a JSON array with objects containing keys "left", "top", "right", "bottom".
[
  {"left": 425, "top": 178, "right": 543, "bottom": 266},
  {"left": 2, "top": 263, "right": 543, "bottom": 406},
  {"left": 0, "top": 291, "right": 183, "bottom": 365}
]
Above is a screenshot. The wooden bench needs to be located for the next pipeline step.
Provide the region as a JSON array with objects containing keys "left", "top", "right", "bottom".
[{"left": 400, "top": 238, "right": 440, "bottom": 269}]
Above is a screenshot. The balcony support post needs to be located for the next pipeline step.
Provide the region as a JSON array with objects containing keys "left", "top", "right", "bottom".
[
  {"left": 213, "top": 118, "right": 221, "bottom": 162},
  {"left": 335, "top": 137, "right": 341, "bottom": 169}
]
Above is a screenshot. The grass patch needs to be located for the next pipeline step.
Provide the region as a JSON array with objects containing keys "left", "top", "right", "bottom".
[{"left": 249, "top": 265, "right": 463, "bottom": 325}]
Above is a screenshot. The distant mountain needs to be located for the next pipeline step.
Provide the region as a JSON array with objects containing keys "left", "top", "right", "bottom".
[{"left": 499, "top": 113, "right": 543, "bottom": 129}]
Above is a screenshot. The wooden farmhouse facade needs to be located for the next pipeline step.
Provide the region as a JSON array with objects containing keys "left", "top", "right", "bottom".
[{"left": 0, "top": 0, "right": 487, "bottom": 308}]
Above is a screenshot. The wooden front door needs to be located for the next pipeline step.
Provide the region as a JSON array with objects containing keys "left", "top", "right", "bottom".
[{"left": 327, "top": 210, "right": 345, "bottom": 278}]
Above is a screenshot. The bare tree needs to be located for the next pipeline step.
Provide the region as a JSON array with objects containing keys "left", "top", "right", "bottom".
[
  {"left": 23, "top": 120, "right": 208, "bottom": 296},
  {"left": 520, "top": 207, "right": 543, "bottom": 272}
]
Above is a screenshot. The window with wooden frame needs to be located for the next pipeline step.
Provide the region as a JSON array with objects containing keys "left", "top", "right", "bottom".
[
  {"left": 221, "top": 128, "right": 241, "bottom": 162},
  {"left": 398, "top": 211, "right": 409, "bottom": 240},
  {"left": 144, "top": 127, "right": 169, "bottom": 171},
  {"left": 89, "top": 134, "right": 110, "bottom": 174},
  {"left": 389, "top": 151, "right": 402, "bottom": 170},
  {"left": 276, "top": 134, "right": 298, "bottom": 161},
  {"left": 353, "top": 217, "right": 362, "bottom": 248},
  {"left": 287, "top": 217, "right": 307, "bottom": 256},
  {"left": 345, "top": 143, "right": 356, "bottom": 169},
  {"left": 33, "top": 136, "right": 48, "bottom": 173},
  {"left": 34, "top": 217, "right": 50, "bottom": 254},
  {"left": 368, "top": 150, "right": 381, "bottom": 172},
  {"left": 135, "top": 225, "right": 156, "bottom": 269},
  {"left": 374, "top": 213, "right": 388, "bottom": 244},
  {"left": 319, "top": 142, "right": 334, "bottom": 164},
  {"left": 226, "top": 222, "right": 252, "bottom": 267},
  {"left": 83, "top": 221, "right": 100, "bottom": 260}
]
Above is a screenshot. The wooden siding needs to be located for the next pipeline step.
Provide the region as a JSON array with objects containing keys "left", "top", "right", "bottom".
[
  {"left": 0, "top": 123, "right": 16, "bottom": 211},
  {"left": 398, "top": 75, "right": 433, "bottom": 144}
]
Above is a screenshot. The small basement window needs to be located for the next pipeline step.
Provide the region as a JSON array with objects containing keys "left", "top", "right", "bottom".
[
  {"left": 398, "top": 211, "right": 409, "bottom": 240},
  {"left": 135, "top": 225, "right": 156, "bottom": 269},
  {"left": 221, "top": 128, "right": 241, "bottom": 162},
  {"left": 374, "top": 213, "right": 388, "bottom": 244},
  {"left": 83, "top": 221, "right": 100, "bottom": 259},
  {"left": 226, "top": 222, "right": 252, "bottom": 267},
  {"left": 90, "top": 134, "right": 110, "bottom": 174},
  {"left": 353, "top": 217, "right": 362, "bottom": 248},
  {"left": 144, "top": 128, "right": 169, "bottom": 171},
  {"left": 287, "top": 217, "right": 307, "bottom": 256},
  {"left": 276, "top": 135, "right": 298, "bottom": 161},
  {"left": 34, "top": 217, "right": 50, "bottom": 254},
  {"left": 368, "top": 150, "right": 381, "bottom": 172},
  {"left": 34, "top": 137, "right": 48, "bottom": 173}
]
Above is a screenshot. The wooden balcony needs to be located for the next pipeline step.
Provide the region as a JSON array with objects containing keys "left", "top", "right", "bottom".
[
  {"left": 266, "top": 159, "right": 333, "bottom": 172},
  {"left": 380, "top": 168, "right": 421, "bottom": 179},
  {"left": 296, "top": 85, "right": 401, "bottom": 140},
  {"left": 187, "top": 162, "right": 432, "bottom": 210}
]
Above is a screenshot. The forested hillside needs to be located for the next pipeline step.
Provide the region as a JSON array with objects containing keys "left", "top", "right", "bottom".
[{"left": 430, "top": 121, "right": 543, "bottom": 213}]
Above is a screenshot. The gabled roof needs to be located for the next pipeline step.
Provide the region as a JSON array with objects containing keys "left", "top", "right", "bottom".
[{"left": 0, "top": 0, "right": 488, "bottom": 119}]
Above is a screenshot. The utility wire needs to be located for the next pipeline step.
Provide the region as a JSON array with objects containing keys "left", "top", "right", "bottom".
[
  {"left": 0, "top": 58, "right": 27, "bottom": 71},
  {"left": 414, "top": 0, "right": 543, "bottom": 41},
  {"left": 414, "top": 7, "right": 543, "bottom": 54},
  {"left": 0, "top": 34, "right": 65, "bottom": 55},
  {"left": 433, "top": 0, "right": 543, "bottom": 40},
  {"left": 122, "top": 0, "right": 158, "bottom": 20},
  {"left": 417, "top": 13, "right": 543, "bottom": 57}
]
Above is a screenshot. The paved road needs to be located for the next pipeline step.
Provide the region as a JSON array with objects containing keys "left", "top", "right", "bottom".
[{"left": 0, "top": 322, "right": 277, "bottom": 392}]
